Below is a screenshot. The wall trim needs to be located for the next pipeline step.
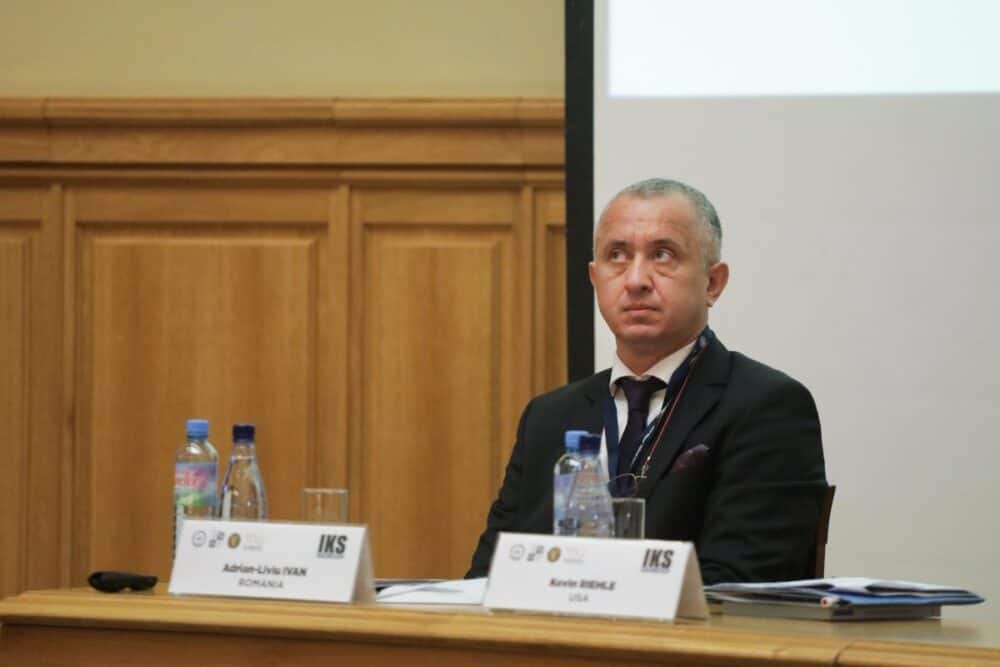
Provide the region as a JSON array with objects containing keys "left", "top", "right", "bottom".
[
  {"left": 0, "top": 98, "right": 563, "bottom": 127},
  {"left": 0, "top": 97, "right": 565, "bottom": 168}
]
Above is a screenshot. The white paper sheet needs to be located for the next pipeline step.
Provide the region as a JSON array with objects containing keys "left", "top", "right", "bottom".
[{"left": 376, "top": 577, "right": 487, "bottom": 605}]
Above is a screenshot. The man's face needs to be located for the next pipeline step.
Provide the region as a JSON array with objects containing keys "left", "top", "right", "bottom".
[{"left": 589, "top": 194, "right": 728, "bottom": 367}]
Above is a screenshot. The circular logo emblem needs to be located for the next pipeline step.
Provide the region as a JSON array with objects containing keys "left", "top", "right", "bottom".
[
  {"left": 192, "top": 530, "right": 207, "bottom": 547},
  {"left": 227, "top": 533, "right": 241, "bottom": 549},
  {"left": 509, "top": 544, "right": 525, "bottom": 561},
  {"left": 547, "top": 547, "right": 562, "bottom": 562}
]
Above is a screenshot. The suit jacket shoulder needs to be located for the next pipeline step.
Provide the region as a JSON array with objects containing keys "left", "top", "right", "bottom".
[
  {"left": 729, "top": 351, "right": 813, "bottom": 394},
  {"left": 527, "top": 368, "right": 611, "bottom": 413}
]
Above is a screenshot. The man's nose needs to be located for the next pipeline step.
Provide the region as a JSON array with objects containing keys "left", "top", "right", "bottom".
[{"left": 624, "top": 256, "right": 652, "bottom": 291}]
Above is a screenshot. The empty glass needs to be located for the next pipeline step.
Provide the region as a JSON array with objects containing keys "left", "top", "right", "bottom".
[
  {"left": 611, "top": 497, "right": 645, "bottom": 539},
  {"left": 302, "top": 487, "right": 349, "bottom": 524}
]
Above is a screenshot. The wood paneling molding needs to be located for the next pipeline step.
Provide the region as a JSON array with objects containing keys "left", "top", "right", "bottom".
[
  {"left": 1, "top": 98, "right": 563, "bottom": 127},
  {"left": 0, "top": 234, "right": 28, "bottom": 599},
  {"left": 0, "top": 98, "right": 564, "bottom": 166},
  {"left": 0, "top": 187, "right": 64, "bottom": 597}
]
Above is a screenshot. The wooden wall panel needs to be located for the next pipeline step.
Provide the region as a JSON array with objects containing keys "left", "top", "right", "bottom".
[
  {"left": 71, "top": 187, "right": 332, "bottom": 581},
  {"left": 0, "top": 228, "right": 28, "bottom": 598},
  {"left": 533, "top": 189, "right": 568, "bottom": 394},
  {"left": 0, "top": 188, "right": 63, "bottom": 597},
  {"left": 0, "top": 98, "right": 564, "bottom": 592},
  {"left": 352, "top": 189, "right": 532, "bottom": 578}
]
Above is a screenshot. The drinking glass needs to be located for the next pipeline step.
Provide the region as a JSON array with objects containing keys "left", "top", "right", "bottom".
[
  {"left": 611, "top": 497, "right": 645, "bottom": 539},
  {"left": 302, "top": 487, "right": 349, "bottom": 523}
]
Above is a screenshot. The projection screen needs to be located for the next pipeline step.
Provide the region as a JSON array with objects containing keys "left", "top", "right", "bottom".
[{"left": 593, "top": 0, "right": 1000, "bottom": 615}]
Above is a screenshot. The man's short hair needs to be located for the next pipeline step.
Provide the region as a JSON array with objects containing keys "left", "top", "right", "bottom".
[{"left": 596, "top": 178, "right": 723, "bottom": 266}]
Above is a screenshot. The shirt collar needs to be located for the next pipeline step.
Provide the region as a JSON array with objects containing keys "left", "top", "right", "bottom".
[{"left": 608, "top": 339, "right": 698, "bottom": 396}]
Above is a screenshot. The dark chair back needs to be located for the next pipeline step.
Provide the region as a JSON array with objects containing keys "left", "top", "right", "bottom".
[{"left": 809, "top": 484, "right": 836, "bottom": 577}]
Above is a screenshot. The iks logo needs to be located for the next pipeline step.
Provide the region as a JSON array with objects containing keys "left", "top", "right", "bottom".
[
  {"left": 317, "top": 534, "right": 348, "bottom": 559},
  {"left": 640, "top": 548, "right": 674, "bottom": 573}
]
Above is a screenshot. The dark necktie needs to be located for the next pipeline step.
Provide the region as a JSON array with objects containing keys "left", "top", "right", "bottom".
[{"left": 616, "top": 377, "right": 667, "bottom": 476}]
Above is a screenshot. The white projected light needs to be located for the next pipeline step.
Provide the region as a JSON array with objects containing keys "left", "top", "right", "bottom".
[
  {"left": 609, "top": 0, "right": 1000, "bottom": 96},
  {"left": 595, "top": 0, "right": 1000, "bottom": 623}
]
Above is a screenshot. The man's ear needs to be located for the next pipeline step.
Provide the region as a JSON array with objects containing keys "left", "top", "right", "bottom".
[
  {"left": 588, "top": 260, "right": 597, "bottom": 288},
  {"left": 706, "top": 262, "right": 729, "bottom": 307}
]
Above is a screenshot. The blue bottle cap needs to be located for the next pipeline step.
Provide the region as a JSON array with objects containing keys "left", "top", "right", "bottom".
[
  {"left": 186, "top": 419, "right": 209, "bottom": 439},
  {"left": 233, "top": 423, "right": 255, "bottom": 442},
  {"left": 579, "top": 433, "right": 601, "bottom": 455},
  {"left": 563, "top": 430, "right": 588, "bottom": 451}
]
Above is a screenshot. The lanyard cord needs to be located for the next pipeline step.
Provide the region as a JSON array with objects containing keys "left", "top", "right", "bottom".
[{"left": 636, "top": 344, "right": 707, "bottom": 478}]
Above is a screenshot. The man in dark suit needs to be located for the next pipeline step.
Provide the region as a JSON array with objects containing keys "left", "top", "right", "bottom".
[{"left": 467, "top": 178, "right": 826, "bottom": 584}]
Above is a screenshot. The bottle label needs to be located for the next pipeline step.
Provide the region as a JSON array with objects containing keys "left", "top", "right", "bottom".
[{"left": 174, "top": 462, "right": 218, "bottom": 509}]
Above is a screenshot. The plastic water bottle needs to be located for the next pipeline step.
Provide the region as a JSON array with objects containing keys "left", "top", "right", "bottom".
[
  {"left": 565, "top": 432, "right": 615, "bottom": 537},
  {"left": 174, "top": 419, "right": 219, "bottom": 558},
  {"left": 553, "top": 430, "right": 586, "bottom": 535},
  {"left": 219, "top": 423, "right": 268, "bottom": 520}
]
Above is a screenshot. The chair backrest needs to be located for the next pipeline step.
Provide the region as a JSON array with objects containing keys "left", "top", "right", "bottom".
[{"left": 810, "top": 484, "right": 836, "bottom": 577}]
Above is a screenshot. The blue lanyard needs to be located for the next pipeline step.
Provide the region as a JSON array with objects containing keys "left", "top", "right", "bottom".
[{"left": 602, "top": 396, "right": 621, "bottom": 473}]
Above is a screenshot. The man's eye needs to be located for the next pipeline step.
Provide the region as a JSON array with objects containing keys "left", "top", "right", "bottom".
[
  {"left": 655, "top": 248, "right": 674, "bottom": 261},
  {"left": 608, "top": 249, "right": 627, "bottom": 261}
]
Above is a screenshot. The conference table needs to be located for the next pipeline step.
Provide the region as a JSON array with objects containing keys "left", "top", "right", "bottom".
[{"left": 1, "top": 586, "right": 998, "bottom": 666}]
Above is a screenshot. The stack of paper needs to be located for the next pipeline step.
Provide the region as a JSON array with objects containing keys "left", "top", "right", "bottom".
[
  {"left": 375, "top": 578, "right": 487, "bottom": 605},
  {"left": 705, "top": 577, "right": 984, "bottom": 621}
]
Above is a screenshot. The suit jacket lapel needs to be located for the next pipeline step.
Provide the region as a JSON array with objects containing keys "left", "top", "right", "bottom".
[
  {"left": 637, "top": 338, "right": 730, "bottom": 498},
  {"left": 532, "top": 371, "right": 607, "bottom": 473},
  {"left": 575, "top": 369, "right": 611, "bottom": 435}
]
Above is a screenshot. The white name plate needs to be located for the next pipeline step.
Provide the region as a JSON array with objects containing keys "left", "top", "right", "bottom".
[
  {"left": 484, "top": 533, "right": 707, "bottom": 621},
  {"left": 169, "top": 519, "right": 374, "bottom": 603}
]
